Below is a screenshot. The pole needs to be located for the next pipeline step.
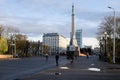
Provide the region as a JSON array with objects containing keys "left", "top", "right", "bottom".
[
  {"left": 104, "top": 32, "right": 108, "bottom": 62},
  {"left": 105, "top": 38, "right": 107, "bottom": 61},
  {"left": 108, "top": 7, "right": 116, "bottom": 63},
  {"left": 14, "top": 40, "right": 16, "bottom": 57},
  {"left": 113, "top": 9, "right": 116, "bottom": 63}
]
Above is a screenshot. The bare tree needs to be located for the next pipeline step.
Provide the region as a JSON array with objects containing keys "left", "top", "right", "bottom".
[
  {"left": 97, "top": 16, "right": 120, "bottom": 62},
  {"left": 0, "top": 25, "right": 4, "bottom": 39},
  {"left": 5, "top": 26, "right": 19, "bottom": 39},
  {"left": 97, "top": 16, "right": 113, "bottom": 39},
  {"left": 15, "top": 34, "right": 27, "bottom": 41}
]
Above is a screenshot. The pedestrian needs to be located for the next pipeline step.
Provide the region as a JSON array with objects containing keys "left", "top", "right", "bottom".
[
  {"left": 55, "top": 52, "right": 59, "bottom": 66},
  {"left": 99, "top": 53, "right": 101, "bottom": 60},
  {"left": 45, "top": 54, "right": 48, "bottom": 61},
  {"left": 75, "top": 54, "right": 77, "bottom": 60},
  {"left": 86, "top": 53, "right": 89, "bottom": 59},
  {"left": 71, "top": 53, "right": 74, "bottom": 64}
]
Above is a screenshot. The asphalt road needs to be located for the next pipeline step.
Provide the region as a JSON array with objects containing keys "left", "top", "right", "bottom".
[
  {"left": 0, "top": 56, "right": 68, "bottom": 80},
  {"left": 21, "top": 55, "right": 120, "bottom": 80}
]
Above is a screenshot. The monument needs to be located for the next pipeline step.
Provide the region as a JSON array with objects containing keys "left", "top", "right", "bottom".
[{"left": 67, "top": 3, "right": 81, "bottom": 61}]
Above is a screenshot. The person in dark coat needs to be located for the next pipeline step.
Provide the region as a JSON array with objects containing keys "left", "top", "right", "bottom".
[
  {"left": 45, "top": 54, "right": 48, "bottom": 61},
  {"left": 55, "top": 53, "right": 59, "bottom": 66},
  {"left": 86, "top": 53, "right": 89, "bottom": 59}
]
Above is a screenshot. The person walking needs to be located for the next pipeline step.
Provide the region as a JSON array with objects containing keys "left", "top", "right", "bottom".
[
  {"left": 86, "top": 53, "right": 89, "bottom": 59},
  {"left": 45, "top": 54, "right": 48, "bottom": 61},
  {"left": 55, "top": 52, "right": 59, "bottom": 66}
]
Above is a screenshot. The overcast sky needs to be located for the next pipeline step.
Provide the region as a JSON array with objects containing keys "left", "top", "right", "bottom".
[{"left": 0, "top": 0, "right": 120, "bottom": 46}]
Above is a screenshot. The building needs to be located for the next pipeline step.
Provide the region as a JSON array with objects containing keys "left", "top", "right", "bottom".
[
  {"left": 43, "top": 33, "right": 69, "bottom": 55},
  {"left": 76, "top": 29, "right": 82, "bottom": 48}
]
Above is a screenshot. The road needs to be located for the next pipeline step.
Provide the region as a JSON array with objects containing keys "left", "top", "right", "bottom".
[
  {"left": 22, "top": 55, "right": 120, "bottom": 80},
  {"left": 0, "top": 56, "right": 68, "bottom": 80}
]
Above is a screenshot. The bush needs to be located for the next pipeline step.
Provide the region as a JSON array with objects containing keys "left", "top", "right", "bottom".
[{"left": 0, "top": 38, "right": 8, "bottom": 54}]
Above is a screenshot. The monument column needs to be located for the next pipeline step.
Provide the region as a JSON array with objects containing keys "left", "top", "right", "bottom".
[
  {"left": 70, "top": 3, "right": 77, "bottom": 46},
  {"left": 67, "top": 3, "right": 81, "bottom": 61}
]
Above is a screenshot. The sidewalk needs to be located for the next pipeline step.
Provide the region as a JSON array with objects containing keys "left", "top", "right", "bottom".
[{"left": 21, "top": 55, "right": 120, "bottom": 80}]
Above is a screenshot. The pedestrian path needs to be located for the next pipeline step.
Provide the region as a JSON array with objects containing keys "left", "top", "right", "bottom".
[{"left": 22, "top": 55, "right": 120, "bottom": 80}]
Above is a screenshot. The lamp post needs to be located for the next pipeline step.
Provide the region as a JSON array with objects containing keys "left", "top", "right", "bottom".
[
  {"left": 108, "top": 6, "right": 116, "bottom": 63},
  {"left": 12, "top": 34, "right": 16, "bottom": 58},
  {"left": 9, "top": 33, "right": 16, "bottom": 58},
  {"left": 103, "top": 32, "right": 109, "bottom": 61},
  {"left": 99, "top": 37, "right": 103, "bottom": 60}
]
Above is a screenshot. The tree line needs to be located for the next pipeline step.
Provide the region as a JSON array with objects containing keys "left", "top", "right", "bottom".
[
  {"left": 0, "top": 25, "right": 50, "bottom": 57},
  {"left": 97, "top": 16, "right": 120, "bottom": 63}
]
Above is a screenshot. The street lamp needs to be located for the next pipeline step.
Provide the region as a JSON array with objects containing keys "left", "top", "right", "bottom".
[
  {"left": 99, "top": 37, "right": 103, "bottom": 60},
  {"left": 9, "top": 33, "right": 16, "bottom": 58},
  {"left": 108, "top": 6, "right": 116, "bottom": 63},
  {"left": 103, "top": 32, "right": 109, "bottom": 61}
]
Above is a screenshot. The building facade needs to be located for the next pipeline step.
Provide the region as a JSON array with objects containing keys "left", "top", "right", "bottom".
[
  {"left": 43, "top": 33, "right": 69, "bottom": 55},
  {"left": 76, "top": 29, "right": 82, "bottom": 48}
]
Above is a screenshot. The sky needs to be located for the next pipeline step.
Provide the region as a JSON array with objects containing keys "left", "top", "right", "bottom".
[{"left": 0, "top": 0, "right": 120, "bottom": 48}]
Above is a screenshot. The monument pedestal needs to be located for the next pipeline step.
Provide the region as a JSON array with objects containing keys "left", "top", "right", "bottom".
[{"left": 66, "top": 45, "right": 80, "bottom": 60}]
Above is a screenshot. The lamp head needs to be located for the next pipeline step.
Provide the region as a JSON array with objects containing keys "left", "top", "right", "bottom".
[
  {"left": 108, "top": 6, "right": 112, "bottom": 9},
  {"left": 104, "top": 32, "right": 107, "bottom": 35},
  {"left": 108, "top": 6, "right": 114, "bottom": 10}
]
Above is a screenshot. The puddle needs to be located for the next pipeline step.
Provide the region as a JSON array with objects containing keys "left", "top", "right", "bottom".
[
  {"left": 59, "top": 67, "right": 70, "bottom": 70},
  {"left": 88, "top": 68, "right": 101, "bottom": 72}
]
